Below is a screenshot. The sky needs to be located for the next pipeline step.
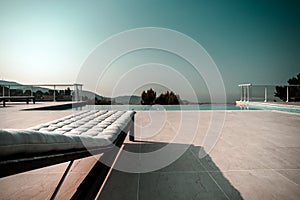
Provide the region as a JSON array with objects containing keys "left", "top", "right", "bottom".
[{"left": 0, "top": 0, "right": 300, "bottom": 102}]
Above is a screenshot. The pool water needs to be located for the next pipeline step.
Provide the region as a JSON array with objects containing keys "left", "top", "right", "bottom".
[
  {"left": 81, "top": 104, "right": 258, "bottom": 111},
  {"left": 247, "top": 102, "right": 300, "bottom": 114}
]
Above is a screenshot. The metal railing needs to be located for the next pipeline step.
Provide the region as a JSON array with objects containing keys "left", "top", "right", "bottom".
[
  {"left": 238, "top": 84, "right": 300, "bottom": 103},
  {"left": 0, "top": 83, "right": 83, "bottom": 102}
]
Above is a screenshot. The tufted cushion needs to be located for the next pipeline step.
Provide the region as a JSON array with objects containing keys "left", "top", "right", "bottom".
[{"left": 0, "top": 110, "right": 135, "bottom": 157}]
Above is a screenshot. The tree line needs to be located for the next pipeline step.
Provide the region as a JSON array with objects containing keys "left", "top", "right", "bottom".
[
  {"left": 0, "top": 86, "right": 72, "bottom": 101},
  {"left": 275, "top": 73, "right": 300, "bottom": 102},
  {"left": 141, "top": 88, "right": 181, "bottom": 105}
]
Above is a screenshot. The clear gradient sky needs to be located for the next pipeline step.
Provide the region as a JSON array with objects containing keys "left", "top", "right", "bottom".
[{"left": 0, "top": 0, "right": 299, "bottom": 102}]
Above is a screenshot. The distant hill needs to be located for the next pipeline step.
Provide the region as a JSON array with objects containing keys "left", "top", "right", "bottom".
[
  {"left": 0, "top": 80, "right": 50, "bottom": 93},
  {"left": 114, "top": 95, "right": 141, "bottom": 105},
  {"left": 0, "top": 80, "right": 20, "bottom": 85},
  {"left": 81, "top": 90, "right": 107, "bottom": 100}
]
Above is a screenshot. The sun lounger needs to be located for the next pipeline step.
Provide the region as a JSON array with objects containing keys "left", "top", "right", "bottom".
[
  {"left": 0, "top": 96, "right": 35, "bottom": 107},
  {"left": 0, "top": 110, "right": 135, "bottom": 178}
]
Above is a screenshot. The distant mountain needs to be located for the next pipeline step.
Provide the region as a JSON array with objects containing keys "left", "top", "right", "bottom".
[
  {"left": 81, "top": 90, "right": 107, "bottom": 100},
  {"left": 0, "top": 80, "right": 20, "bottom": 85},
  {"left": 181, "top": 99, "right": 190, "bottom": 105},
  {"left": 0, "top": 80, "right": 50, "bottom": 93},
  {"left": 114, "top": 95, "right": 141, "bottom": 105}
]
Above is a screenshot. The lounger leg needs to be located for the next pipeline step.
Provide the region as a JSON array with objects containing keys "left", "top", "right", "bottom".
[
  {"left": 129, "top": 115, "right": 135, "bottom": 141},
  {"left": 50, "top": 160, "right": 74, "bottom": 200},
  {"left": 72, "top": 133, "right": 127, "bottom": 200}
]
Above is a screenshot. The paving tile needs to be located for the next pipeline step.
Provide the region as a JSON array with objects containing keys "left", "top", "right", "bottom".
[
  {"left": 139, "top": 172, "right": 228, "bottom": 200},
  {"left": 242, "top": 146, "right": 300, "bottom": 169},
  {"left": 215, "top": 170, "right": 300, "bottom": 200},
  {"left": 1, "top": 109, "right": 300, "bottom": 200},
  {"left": 55, "top": 172, "right": 89, "bottom": 199},
  {"left": 0, "top": 110, "right": 74, "bottom": 128},
  {"left": 70, "top": 155, "right": 101, "bottom": 173},
  {"left": 98, "top": 170, "right": 138, "bottom": 200},
  {"left": 197, "top": 140, "right": 266, "bottom": 172},
  {"left": 209, "top": 172, "right": 244, "bottom": 200},
  {"left": 153, "top": 148, "right": 206, "bottom": 172},
  {"left": 275, "top": 169, "right": 300, "bottom": 185},
  {"left": 0, "top": 172, "right": 63, "bottom": 200}
]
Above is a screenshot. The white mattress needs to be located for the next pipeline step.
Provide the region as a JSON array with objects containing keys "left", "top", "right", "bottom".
[{"left": 0, "top": 110, "right": 135, "bottom": 157}]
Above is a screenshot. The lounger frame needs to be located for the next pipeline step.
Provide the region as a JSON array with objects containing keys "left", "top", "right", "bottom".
[
  {"left": 0, "top": 114, "right": 135, "bottom": 178},
  {"left": 0, "top": 96, "right": 35, "bottom": 107}
]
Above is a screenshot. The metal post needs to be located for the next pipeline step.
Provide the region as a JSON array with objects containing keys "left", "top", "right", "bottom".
[
  {"left": 2, "top": 86, "right": 4, "bottom": 97},
  {"left": 53, "top": 85, "right": 56, "bottom": 102},
  {"left": 8, "top": 86, "right": 10, "bottom": 97},
  {"left": 74, "top": 84, "right": 77, "bottom": 101},
  {"left": 78, "top": 85, "right": 80, "bottom": 101},
  {"left": 264, "top": 87, "right": 267, "bottom": 102},
  {"left": 249, "top": 85, "right": 252, "bottom": 101},
  {"left": 243, "top": 86, "right": 246, "bottom": 102},
  {"left": 240, "top": 86, "right": 243, "bottom": 101},
  {"left": 242, "top": 86, "right": 245, "bottom": 101},
  {"left": 247, "top": 85, "right": 250, "bottom": 102},
  {"left": 286, "top": 86, "right": 289, "bottom": 102},
  {"left": 80, "top": 85, "right": 82, "bottom": 101},
  {"left": 31, "top": 86, "right": 33, "bottom": 96}
]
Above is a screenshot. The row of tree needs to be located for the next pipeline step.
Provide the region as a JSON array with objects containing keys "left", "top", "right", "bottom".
[
  {"left": 275, "top": 73, "right": 300, "bottom": 102},
  {"left": 141, "top": 88, "right": 180, "bottom": 105},
  {"left": 0, "top": 86, "right": 72, "bottom": 101}
]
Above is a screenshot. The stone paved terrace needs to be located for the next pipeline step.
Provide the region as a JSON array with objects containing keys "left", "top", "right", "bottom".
[{"left": 0, "top": 103, "right": 300, "bottom": 199}]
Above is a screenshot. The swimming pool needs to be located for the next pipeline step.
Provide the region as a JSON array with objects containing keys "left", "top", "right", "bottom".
[
  {"left": 247, "top": 102, "right": 300, "bottom": 114},
  {"left": 77, "top": 103, "right": 300, "bottom": 113},
  {"left": 81, "top": 104, "right": 257, "bottom": 111}
]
